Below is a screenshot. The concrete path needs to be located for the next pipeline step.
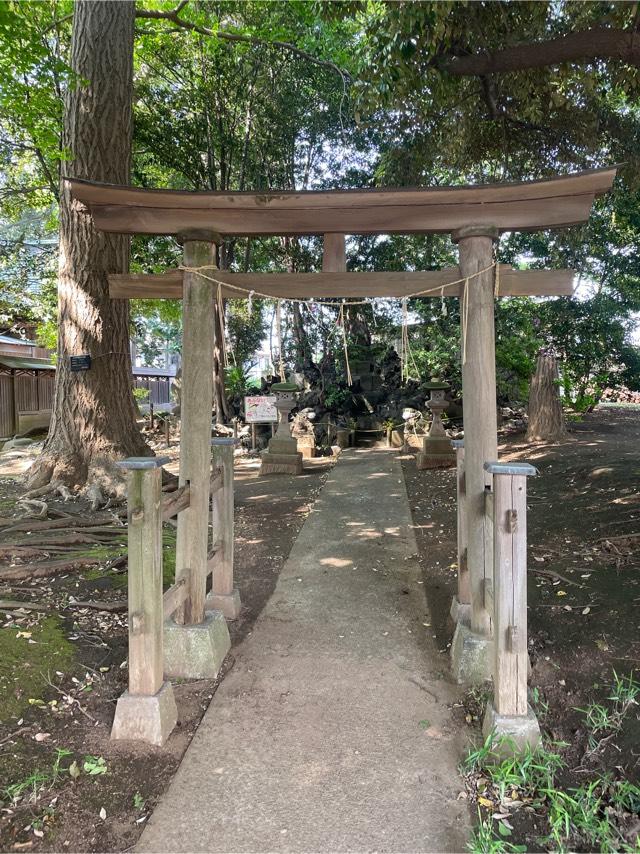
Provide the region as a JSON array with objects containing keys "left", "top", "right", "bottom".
[{"left": 139, "top": 449, "right": 470, "bottom": 853}]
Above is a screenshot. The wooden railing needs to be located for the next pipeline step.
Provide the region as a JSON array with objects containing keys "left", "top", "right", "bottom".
[
  {"left": 207, "top": 438, "right": 241, "bottom": 619},
  {"left": 111, "top": 442, "right": 238, "bottom": 745},
  {"left": 450, "top": 439, "right": 470, "bottom": 623},
  {"left": 482, "top": 461, "right": 540, "bottom": 750}
]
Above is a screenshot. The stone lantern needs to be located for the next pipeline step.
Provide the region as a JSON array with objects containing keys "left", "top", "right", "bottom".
[
  {"left": 416, "top": 379, "right": 456, "bottom": 470},
  {"left": 259, "top": 381, "right": 303, "bottom": 475}
]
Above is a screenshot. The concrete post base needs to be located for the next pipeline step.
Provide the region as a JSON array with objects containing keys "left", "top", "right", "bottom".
[
  {"left": 450, "top": 622, "right": 493, "bottom": 685},
  {"left": 111, "top": 681, "right": 177, "bottom": 747},
  {"left": 206, "top": 588, "right": 242, "bottom": 620},
  {"left": 449, "top": 594, "right": 471, "bottom": 625},
  {"left": 164, "top": 610, "right": 231, "bottom": 679},
  {"left": 482, "top": 701, "right": 541, "bottom": 755},
  {"left": 259, "top": 451, "right": 303, "bottom": 475}
]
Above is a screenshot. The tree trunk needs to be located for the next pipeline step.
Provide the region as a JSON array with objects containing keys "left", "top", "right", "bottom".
[
  {"left": 213, "top": 243, "right": 231, "bottom": 422},
  {"left": 213, "top": 300, "right": 230, "bottom": 422},
  {"left": 526, "top": 351, "right": 566, "bottom": 443},
  {"left": 27, "top": 1, "right": 147, "bottom": 498},
  {"left": 291, "top": 302, "right": 320, "bottom": 385}
]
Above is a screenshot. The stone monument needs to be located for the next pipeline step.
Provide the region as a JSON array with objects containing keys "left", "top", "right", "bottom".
[
  {"left": 259, "top": 382, "right": 303, "bottom": 475},
  {"left": 416, "top": 380, "right": 456, "bottom": 469},
  {"left": 292, "top": 408, "right": 317, "bottom": 459}
]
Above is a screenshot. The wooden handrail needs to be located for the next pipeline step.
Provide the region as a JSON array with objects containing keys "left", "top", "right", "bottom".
[
  {"left": 163, "top": 577, "right": 188, "bottom": 618},
  {"left": 161, "top": 483, "right": 191, "bottom": 522},
  {"left": 450, "top": 440, "right": 470, "bottom": 622},
  {"left": 210, "top": 467, "right": 223, "bottom": 494}
]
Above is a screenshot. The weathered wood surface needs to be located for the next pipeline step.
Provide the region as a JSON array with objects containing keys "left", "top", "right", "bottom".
[
  {"left": 455, "top": 445, "right": 470, "bottom": 607},
  {"left": 68, "top": 167, "right": 616, "bottom": 235},
  {"left": 207, "top": 547, "right": 222, "bottom": 576},
  {"left": 210, "top": 443, "right": 234, "bottom": 599},
  {"left": 108, "top": 267, "right": 574, "bottom": 300},
  {"left": 210, "top": 468, "right": 223, "bottom": 494},
  {"left": 174, "top": 236, "right": 216, "bottom": 625},
  {"left": 493, "top": 473, "right": 529, "bottom": 716},
  {"left": 161, "top": 483, "right": 190, "bottom": 522},
  {"left": 126, "top": 466, "right": 164, "bottom": 697},
  {"left": 322, "top": 233, "right": 347, "bottom": 272},
  {"left": 162, "top": 577, "right": 188, "bottom": 619},
  {"left": 456, "top": 228, "right": 499, "bottom": 638}
]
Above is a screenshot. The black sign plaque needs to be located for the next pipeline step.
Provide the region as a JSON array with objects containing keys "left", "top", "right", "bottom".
[{"left": 70, "top": 354, "right": 91, "bottom": 372}]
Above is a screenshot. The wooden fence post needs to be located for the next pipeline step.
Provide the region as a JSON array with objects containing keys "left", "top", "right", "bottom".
[
  {"left": 111, "top": 457, "right": 177, "bottom": 746},
  {"left": 450, "top": 440, "right": 471, "bottom": 624},
  {"left": 482, "top": 461, "right": 541, "bottom": 753},
  {"left": 208, "top": 437, "right": 241, "bottom": 619}
]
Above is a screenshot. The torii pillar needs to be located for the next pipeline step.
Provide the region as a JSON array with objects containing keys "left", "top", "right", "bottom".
[
  {"left": 164, "top": 229, "right": 231, "bottom": 679},
  {"left": 450, "top": 226, "right": 498, "bottom": 684}
]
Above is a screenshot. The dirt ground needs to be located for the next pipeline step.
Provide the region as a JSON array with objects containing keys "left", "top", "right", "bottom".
[
  {"left": 402, "top": 404, "right": 640, "bottom": 850},
  {"left": 1, "top": 406, "right": 639, "bottom": 852},
  {"left": 0, "top": 448, "right": 333, "bottom": 853}
]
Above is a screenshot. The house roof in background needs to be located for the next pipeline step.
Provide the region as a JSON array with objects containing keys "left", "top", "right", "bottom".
[
  {"left": 133, "top": 366, "right": 177, "bottom": 377},
  {"left": 0, "top": 333, "right": 37, "bottom": 346},
  {"left": 0, "top": 356, "right": 55, "bottom": 371}
]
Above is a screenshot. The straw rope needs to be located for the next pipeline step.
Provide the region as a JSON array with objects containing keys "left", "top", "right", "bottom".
[
  {"left": 179, "top": 261, "right": 500, "bottom": 374},
  {"left": 178, "top": 262, "right": 497, "bottom": 304}
]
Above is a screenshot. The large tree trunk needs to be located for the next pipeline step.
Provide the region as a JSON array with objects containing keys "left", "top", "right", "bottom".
[
  {"left": 526, "top": 350, "right": 566, "bottom": 443},
  {"left": 27, "top": 1, "right": 147, "bottom": 498},
  {"left": 291, "top": 302, "right": 320, "bottom": 385},
  {"left": 213, "top": 300, "right": 230, "bottom": 422}
]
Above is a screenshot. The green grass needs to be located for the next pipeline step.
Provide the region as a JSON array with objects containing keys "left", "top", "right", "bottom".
[
  {"left": 466, "top": 672, "right": 640, "bottom": 852},
  {"left": 575, "top": 671, "right": 639, "bottom": 750},
  {"left": 0, "top": 616, "right": 75, "bottom": 720},
  {"left": 83, "top": 525, "right": 177, "bottom": 592},
  {"left": 3, "top": 747, "right": 72, "bottom": 806}
]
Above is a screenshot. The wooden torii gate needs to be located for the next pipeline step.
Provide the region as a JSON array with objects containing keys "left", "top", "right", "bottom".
[{"left": 69, "top": 167, "right": 615, "bottom": 746}]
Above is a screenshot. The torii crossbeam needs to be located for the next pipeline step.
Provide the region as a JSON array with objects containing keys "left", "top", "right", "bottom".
[{"left": 108, "top": 266, "right": 574, "bottom": 300}]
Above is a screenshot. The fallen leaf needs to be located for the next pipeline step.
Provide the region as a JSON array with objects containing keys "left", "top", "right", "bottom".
[
  {"left": 478, "top": 796, "right": 493, "bottom": 809},
  {"left": 99, "top": 807, "right": 106, "bottom": 821},
  {"left": 68, "top": 761, "right": 80, "bottom": 779},
  {"left": 34, "top": 733, "right": 50, "bottom": 742}
]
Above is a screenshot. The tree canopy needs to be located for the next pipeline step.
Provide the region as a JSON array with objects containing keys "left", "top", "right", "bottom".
[{"left": 0, "top": 0, "right": 638, "bottom": 415}]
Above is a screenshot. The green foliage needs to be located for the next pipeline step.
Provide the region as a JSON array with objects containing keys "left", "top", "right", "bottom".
[
  {"left": 324, "top": 385, "right": 351, "bottom": 409},
  {"left": 224, "top": 364, "right": 251, "bottom": 397},
  {"left": 82, "top": 755, "right": 107, "bottom": 776},
  {"left": 3, "top": 747, "right": 73, "bottom": 805},
  {"left": 466, "top": 672, "right": 640, "bottom": 852},
  {"left": 0, "top": 1, "right": 639, "bottom": 409},
  {"left": 576, "top": 671, "right": 640, "bottom": 750}
]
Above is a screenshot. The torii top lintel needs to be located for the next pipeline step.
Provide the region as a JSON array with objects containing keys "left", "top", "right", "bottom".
[{"left": 67, "top": 166, "right": 616, "bottom": 237}]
